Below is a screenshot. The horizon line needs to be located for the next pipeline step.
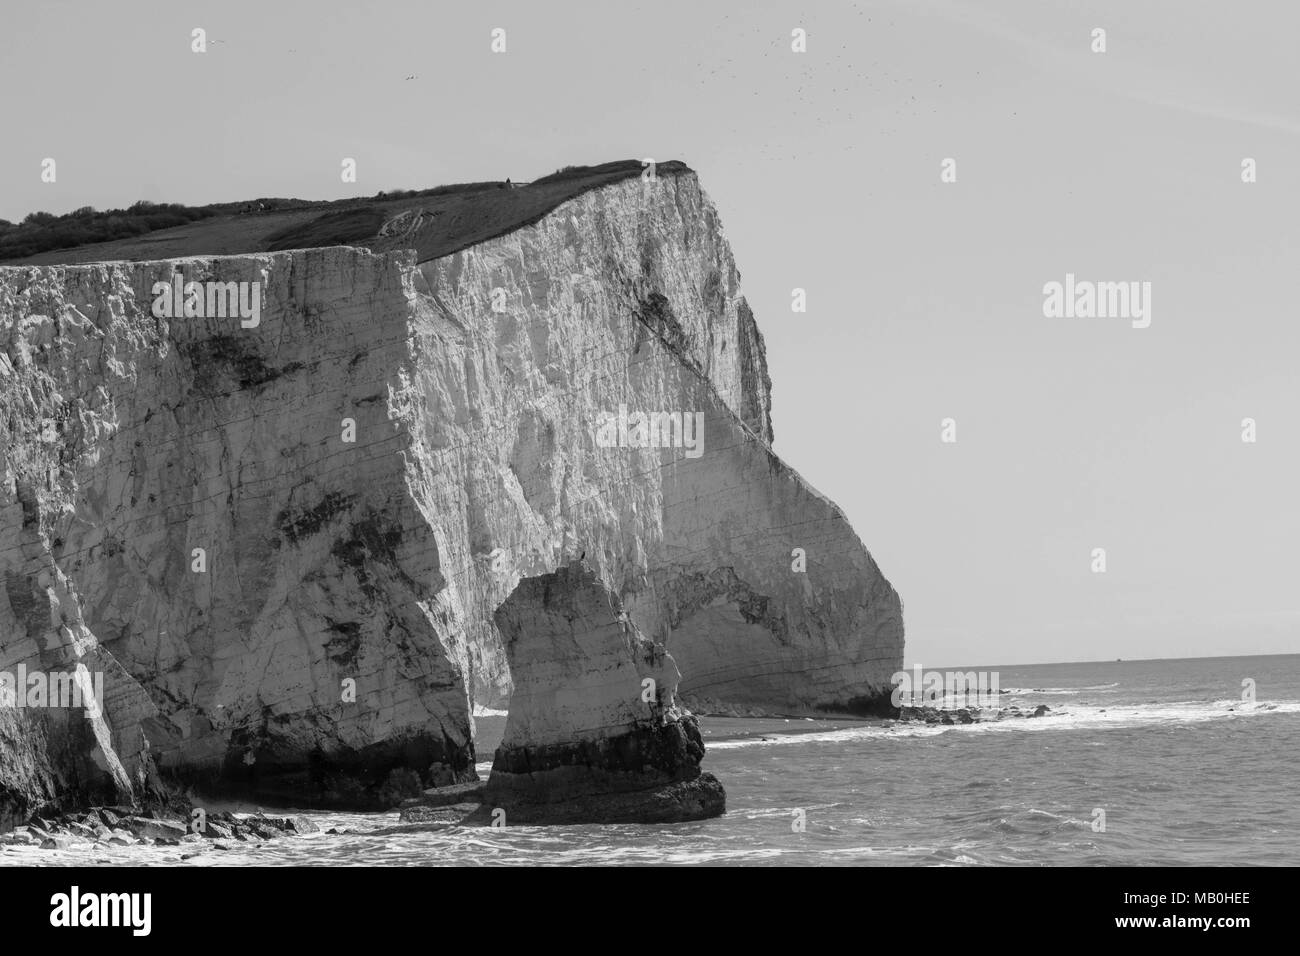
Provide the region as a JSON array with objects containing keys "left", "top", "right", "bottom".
[{"left": 913, "top": 651, "right": 1299, "bottom": 671}]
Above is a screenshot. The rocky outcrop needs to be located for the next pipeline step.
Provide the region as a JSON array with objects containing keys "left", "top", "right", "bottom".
[
  {"left": 0, "top": 167, "right": 902, "bottom": 819},
  {"left": 0, "top": 805, "right": 320, "bottom": 853},
  {"left": 482, "top": 560, "right": 724, "bottom": 822},
  {"left": 895, "top": 703, "right": 1050, "bottom": 725}
]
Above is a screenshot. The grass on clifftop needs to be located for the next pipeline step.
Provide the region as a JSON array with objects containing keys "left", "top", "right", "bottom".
[{"left": 0, "top": 160, "right": 691, "bottom": 267}]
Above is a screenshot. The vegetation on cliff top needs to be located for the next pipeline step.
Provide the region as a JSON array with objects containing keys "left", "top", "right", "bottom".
[{"left": 0, "top": 160, "right": 691, "bottom": 266}]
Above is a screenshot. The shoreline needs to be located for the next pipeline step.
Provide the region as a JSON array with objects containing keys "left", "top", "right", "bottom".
[{"left": 698, "top": 714, "right": 880, "bottom": 745}]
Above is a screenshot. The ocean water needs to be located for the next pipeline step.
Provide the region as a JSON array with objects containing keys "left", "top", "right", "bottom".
[{"left": 6, "top": 654, "right": 1298, "bottom": 867}]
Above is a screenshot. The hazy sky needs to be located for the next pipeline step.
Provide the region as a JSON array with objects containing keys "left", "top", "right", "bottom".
[{"left": 2, "top": 0, "right": 1297, "bottom": 666}]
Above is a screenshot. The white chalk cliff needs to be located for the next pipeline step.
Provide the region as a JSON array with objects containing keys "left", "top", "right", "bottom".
[{"left": 0, "top": 169, "right": 902, "bottom": 818}]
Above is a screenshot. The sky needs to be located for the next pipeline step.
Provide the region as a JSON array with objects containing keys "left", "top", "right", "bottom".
[{"left": 1, "top": 0, "right": 1297, "bottom": 667}]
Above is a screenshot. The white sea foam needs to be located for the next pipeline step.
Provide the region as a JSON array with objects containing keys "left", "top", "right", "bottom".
[
  {"left": 703, "top": 697, "right": 1300, "bottom": 749},
  {"left": 1001, "top": 683, "right": 1119, "bottom": 695}
]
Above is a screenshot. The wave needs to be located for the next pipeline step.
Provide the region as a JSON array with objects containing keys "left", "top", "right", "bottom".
[
  {"left": 1001, "top": 683, "right": 1119, "bottom": 695},
  {"left": 991, "top": 808, "right": 1093, "bottom": 836},
  {"left": 703, "top": 697, "right": 1300, "bottom": 750}
]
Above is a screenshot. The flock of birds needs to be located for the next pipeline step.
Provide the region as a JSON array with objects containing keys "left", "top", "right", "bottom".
[{"left": 685, "top": 9, "right": 950, "bottom": 160}]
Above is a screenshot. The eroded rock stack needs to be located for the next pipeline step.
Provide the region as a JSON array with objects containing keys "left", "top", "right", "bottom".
[{"left": 482, "top": 560, "right": 724, "bottom": 822}]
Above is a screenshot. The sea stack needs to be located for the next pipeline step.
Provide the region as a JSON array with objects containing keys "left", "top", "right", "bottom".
[{"left": 481, "top": 560, "right": 724, "bottom": 823}]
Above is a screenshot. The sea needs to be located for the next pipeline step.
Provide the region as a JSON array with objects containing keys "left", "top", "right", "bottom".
[{"left": 5, "top": 654, "right": 1297, "bottom": 867}]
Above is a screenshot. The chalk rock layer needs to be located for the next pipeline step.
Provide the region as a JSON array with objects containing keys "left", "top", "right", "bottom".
[
  {"left": 483, "top": 560, "right": 724, "bottom": 823},
  {"left": 0, "top": 170, "right": 902, "bottom": 817}
]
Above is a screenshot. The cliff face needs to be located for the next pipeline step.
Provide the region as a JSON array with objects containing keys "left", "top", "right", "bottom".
[{"left": 0, "top": 170, "right": 902, "bottom": 817}]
